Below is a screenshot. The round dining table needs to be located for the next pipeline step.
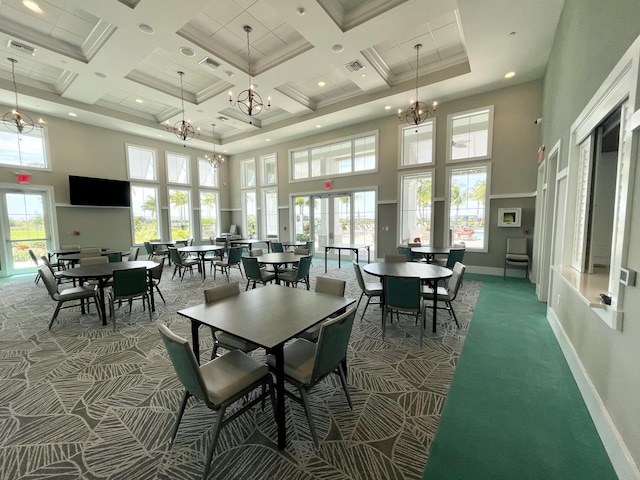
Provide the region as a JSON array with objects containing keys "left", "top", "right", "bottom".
[
  {"left": 177, "top": 245, "right": 225, "bottom": 280},
  {"left": 60, "top": 261, "right": 158, "bottom": 325},
  {"left": 252, "top": 252, "right": 310, "bottom": 284},
  {"left": 409, "top": 246, "right": 451, "bottom": 263},
  {"left": 363, "top": 262, "right": 452, "bottom": 333}
]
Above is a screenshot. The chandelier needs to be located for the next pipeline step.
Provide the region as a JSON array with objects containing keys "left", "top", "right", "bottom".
[
  {"left": 397, "top": 44, "right": 437, "bottom": 126},
  {"left": 165, "top": 71, "right": 200, "bottom": 141},
  {"left": 228, "top": 25, "right": 271, "bottom": 122},
  {"left": 205, "top": 124, "right": 225, "bottom": 168},
  {"left": 2, "top": 58, "right": 45, "bottom": 134}
]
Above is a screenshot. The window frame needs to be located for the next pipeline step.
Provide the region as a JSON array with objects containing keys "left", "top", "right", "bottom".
[
  {"left": 261, "top": 153, "right": 278, "bottom": 186},
  {"left": 398, "top": 169, "right": 434, "bottom": 245},
  {"left": 444, "top": 162, "right": 491, "bottom": 252},
  {"left": 399, "top": 120, "right": 436, "bottom": 168},
  {"left": 0, "top": 124, "right": 51, "bottom": 171},
  {"left": 446, "top": 106, "right": 494, "bottom": 163},
  {"left": 261, "top": 187, "right": 279, "bottom": 239},
  {"left": 126, "top": 144, "right": 158, "bottom": 182},
  {"left": 129, "top": 183, "right": 161, "bottom": 245},
  {"left": 167, "top": 186, "right": 193, "bottom": 241},
  {"left": 199, "top": 189, "right": 220, "bottom": 241},
  {"left": 241, "top": 158, "right": 256, "bottom": 188},
  {"left": 198, "top": 156, "right": 219, "bottom": 188},
  {"left": 165, "top": 151, "right": 191, "bottom": 185},
  {"left": 242, "top": 189, "right": 258, "bottom": 238}
]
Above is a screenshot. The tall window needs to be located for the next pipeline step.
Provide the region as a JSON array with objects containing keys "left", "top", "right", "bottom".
[
  {"left": 199, "top": 190, "right": 219, "bottom": 240},
  {"left": 400, "top": 121, "right": 435, "bottom": 166},
  {"left": 166, "top": 152, "right": 190, "bottom": 184},
  {"left": 198, "top": 157, "right": 218, "bottom": 187},
  {"left": 261, "top": 153, "right": 277, "bottom": 185},
  {"left": 242, "top": 190, "right": 258, "bottom": 238},
  {"left": 399, "top": 171, "right": 433, "bottom": 244},
  {"left": 446, "top": 164, "right": 490, "bottom": 250},
  {"left": 241, "top": 159, "right": 256, "bottom": 188},
  {"left": 168, "top": 188, "right": 192, "bottom": 240},
  {"left": 290, "top": 131, "right": 377, "bottom": 180},
  {"left": 127, "top": 144, "right": 157, "bottom": 181},
  {"left": 0, "top": 125, "right": 49, "bottom": 169},
  {"left": 130, "top": 185, "right": 160, "bottom": 244},
  {"left": 353, "top": 190, "right": 376, "bottom": 246},
  {"left": 447, "top": 106, "right": 494, "bottom": 162},
  {"left": 262, "top": 188, "right": 279, "bottom": 238}
]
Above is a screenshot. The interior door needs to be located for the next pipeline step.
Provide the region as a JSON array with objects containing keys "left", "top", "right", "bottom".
[{"left": 0, "top": 189, "right": 53, "bottom": 276}]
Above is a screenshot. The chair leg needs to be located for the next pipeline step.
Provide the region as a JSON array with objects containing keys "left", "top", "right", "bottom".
[
  {"left": 203, "top": 405, "right": 226, "bottom": 480},
  {"left": 170, "top": 391, "right": 190, "bottom": 444},
  {"left": 361, "top": 295, "right": 373, "bottom": 320},
  {"left": 355, "top": 292, "right": 364, "bottom": 312},
  {"left": 448, "top": 301, "right": 460, "bottom": 328},
  {"left": 381, "top": 305, "right": 387, "bottom": 340},
  {"left": 48, "top": 303, "right": 62, "bottom": 329},
  {"left": 336, "top": 363, "right": 353, "bottom": 410},
  {"left": 155, "top": 285, "right": 166, "bottom": 304},
  {"left": 298, "top": 387, "right": 319, "bottom": 447},
  {"left": 146, "top": 294, "right": 152, "bottom": 321}
]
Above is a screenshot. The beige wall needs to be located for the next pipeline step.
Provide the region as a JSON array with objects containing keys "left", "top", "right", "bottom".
[{"left": 542, "top": 0, "right": 640, "bottom": 467}]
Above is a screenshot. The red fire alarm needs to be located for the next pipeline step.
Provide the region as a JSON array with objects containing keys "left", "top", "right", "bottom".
[
  {"left": 324, "top": 180, "right": 333, "bottom": 190},
  {"left": 15, "top": 173, "right": 31, "bottom": 184}
]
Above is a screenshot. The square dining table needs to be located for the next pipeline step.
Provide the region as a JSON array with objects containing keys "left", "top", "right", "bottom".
[{"left": 177, "top": 284, "right": 355, "bottom": 449}]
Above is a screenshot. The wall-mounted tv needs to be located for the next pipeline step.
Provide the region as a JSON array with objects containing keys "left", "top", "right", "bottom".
[{"left": 69, "top": 175, "right": 131, "bottom": 207}]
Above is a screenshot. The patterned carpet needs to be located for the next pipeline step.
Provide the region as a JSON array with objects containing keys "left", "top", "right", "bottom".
[{"left": 0, "top": 259, "right": 479, "bottom": 480}]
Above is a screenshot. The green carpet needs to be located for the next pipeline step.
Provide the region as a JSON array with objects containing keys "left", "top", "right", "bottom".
[{"left": 423, "top": 274, "right": 617, "bottom": 480}]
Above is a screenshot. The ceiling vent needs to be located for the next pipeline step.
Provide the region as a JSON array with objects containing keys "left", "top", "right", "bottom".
[
  {"left": 344, "top": 60, "right": 364, "bottom": 72},
  {"left": 199, "top": 57, "right": 220, "bottom": 71},
  {"left": 7, "top": 39, "right": 36, "bottom": 55},
  {"left": 216, "top": 116, "right": 229, "bottom": 122}
]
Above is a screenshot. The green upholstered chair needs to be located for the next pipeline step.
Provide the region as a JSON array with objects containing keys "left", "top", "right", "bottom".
[
  {"left": 168, "top": 247, "right": 198, "bottom": 281},
  {"left": 397, "top": 246, "right": 413, "bottom": 262},
  {"left": 383, "top": 275, "right": 424, "bottom": 346},
  {"left": 241, "top": 256, "right": 276, "bottom": 290},
  {"left": 107, "top": 252, "right": 122, "bottom": 262},
  {"left": 158, "top": 323, "right": 275, "bottom": 480},
  {"left": 266, "top": 307, "right": 356, "bottom": 447},
  {"left": 150, "top": 255, "right": 166, "bottom": 304},
  {"left": 212, "top": 247, "right": 244, "bottom": 282},
  {"left": 353, "top": 263, "right": 383, "bottom": 321},
  {"left": 143, "top": 241, "right": 154, "bottom": 259},
  {"left": 108, "top": 267, "right": 151, "bottom": 327},
  {"left": 279, "top": 255, "right": 312, "bottom": 290},
  {"left": 298, "top": 277, "right": 347, "bottom": 342},
  {"left": 422, "top": 262, "right": 466, "bottom": 328},
  {"left": 271, "top": 242, "right": 284, "bottom": 253}
]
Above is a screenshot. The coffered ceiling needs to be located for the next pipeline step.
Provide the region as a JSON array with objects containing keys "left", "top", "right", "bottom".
[{"left": 0, "top": 0, "right": 564, "bottom": 154}]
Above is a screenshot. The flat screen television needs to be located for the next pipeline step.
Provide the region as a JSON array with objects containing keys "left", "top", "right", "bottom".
[{"left": 69, "top": 175, "right": 131, "bottom": 207}]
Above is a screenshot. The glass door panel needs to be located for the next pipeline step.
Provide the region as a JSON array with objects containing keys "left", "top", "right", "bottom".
[
  {"left": 313, "top": 197, "right": 329, "bottom": 251},
  {"left": 293, "top": 195, "right": 310, "bottom": 241}
]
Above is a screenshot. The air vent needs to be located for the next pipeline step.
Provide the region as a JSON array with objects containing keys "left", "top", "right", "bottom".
[
  {"left": 7, "top": 39, "right": 36, "bottom": 55},
  {"left": 216, "top": 116, "right": 229, "bottom": 122},
  {"left": 344, "top": 60, "right": 364, "bottom": 72},
  {"left": 199, "top": 57, "right": 220, "bottom": 71}
]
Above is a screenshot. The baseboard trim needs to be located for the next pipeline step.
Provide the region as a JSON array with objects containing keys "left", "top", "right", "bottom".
[{"left": 547, "top": 307, "right": 640, "bottom": 480}]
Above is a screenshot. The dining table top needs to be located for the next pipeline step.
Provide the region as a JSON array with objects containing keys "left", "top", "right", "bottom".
[
  {"left": 49, "top": 247, "right": 110, "bottom": 256},
  {"left": 251, "top": 252, "right": 309, "bottom": 264},
  {"left": 177, "top": 245, "right": 224, "bottom": 254},
  {"left": 55, "top": 251, "right": 122, "bottom": 261},
  {"left": 60, "top": 261, "right": 158, "bottom": 278},
  {"left": 178, "top": 285, "right": 354, "bottom": 350},
  {"left": 408, "top": 246, "right": 452, "bottom": 255},
  {"left": 363, "top": 261, "right": 452, "bottom": 281}
]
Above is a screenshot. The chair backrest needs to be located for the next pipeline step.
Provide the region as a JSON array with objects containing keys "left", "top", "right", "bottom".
[
  {"left": 28, "top": 249, "right": 40, "bottom": 266},
  {"left": 38, "top": 265, "right": 59, "bottom": 298},
  {"left": 446, "top": 247, "right": 466, "bottom": 268},
  {"left": 227, "top": 247, "right": 244, "bottom": 265},
  {"left": 305, "top": 241, "right": 314, "bottom": 254},
  {"left": 446, "top": 262, "right": 466, "bottom": 300},
  {"left": 294, "top": 255, "right": 312, "bottom": 280},
  {"left": 383, "top": 275, "right": 421, "bottom": 310},
  {"left": 168, "top": 247, "right": 182, "bottom": 265},
  {"left": 294, "top": 248, "right": 309, "bottom": 255},
  {"left": 39, "top": 254, "right": 54, "bottom": 272},
  {"left": 81, "top": 247, "right": 101, "bottom": 254},
  {"left": 187, "top": 238, "right": 194, "bottom": 246},
  {"left": 112, "top": 267, "right": 147, "bottom": 297},
  {"left": 313, "top": 308, "right": 356, "bottom": 380},
  {"left": 107, "top": 252, "right": 122, "bottom": 263},
  {"left": 229, "top": 224, "right": 237, "bottom": 235},
  {"left": 61, "top": 245, "right": 80, "bottom": 250},
  {"left": 80, "top": 256, "right": 108, "bottom": 266},
  {"left": 353, "top": 263, "right": 366, "bottom": 291},
  {"left": 204, "top": 282, "right": 241, "bottom": 304},
  {"left": 157, "top": 323, "right": 208, "bottom": 403},
  {"left": 249, "top": 249, "right": 263, "bottom": 257},
  {"left": 129, "top": 246, "right": 140, "bottom": 261},
  {"left": 385, "top": 254, "right": 407, "bottom": 263},
  {"left": 150, "top": 255, "right": 165, "bottom": 280},
  {"left": 407, "top": 242, "right": 421, "bottom": 248},
  {"left": 315, "top": 277, "right": 346, "bottom": 297},
  {"left": 397, "top": 246, "right": 413, "bottom": 262},
  {"left": 143, "top": 241, "right": 154, "bottom": 255},
  {"left": 241, "top": 256, "right": 262, "bottom": 280},
  {"left": 271, "top": 242, "right": 284, "bottom": 253},
  {"left": 506, "top": 237, "right": 528, "bottom": 255}
]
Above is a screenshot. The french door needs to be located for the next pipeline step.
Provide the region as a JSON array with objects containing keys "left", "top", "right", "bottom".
[
  {"left": 292, "top": 190, "right": 376, "bottom": 259},
  {"left": 0, "top": 188, "right": 55, "bottom": 277}
]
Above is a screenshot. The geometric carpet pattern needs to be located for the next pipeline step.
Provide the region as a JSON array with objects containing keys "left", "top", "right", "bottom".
[{"left": 0, "top": 260, "right": 479, "bottom": 480}]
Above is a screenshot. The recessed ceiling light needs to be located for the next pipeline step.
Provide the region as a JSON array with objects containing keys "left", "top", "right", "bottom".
[
  {"left": 137, "top": 23, "right": 154, "bottom": 35},
  {"left": 316, "top": 125, "right": 322, "bottom": 128},
  {"left": 361, "top": 74, "right": 366, "bottom": 77},
  {"left": 332, "top": 44, "right": 344, "bottom": 53},
  {"left": 22, "top": 0, "right": 43, "bottom": 14},
  {"left": 318, "top": 81, "right": 326, "bottom": 87},
  {"left": 297, "top": 7, "right": 306, "bottom": 15},
  {"left": 180, "top": 47, "right": 196, "bottom": 57},
  {"left": 68, "top": 112, "right": 77, "bottom": 117},
  {"left": 266, "top": 138, "right": 271, "bottom": 142},
  {"left": 384, "top": 105, "right": 391, "bottom": 110},
  {"left": 157, "top": 134, "right": 163, "bottom": 137},
  {"left": 505, "top": 71, "right": 516, "bottom": 78},
  {"left": 135, "top": 99, "right": 143, "bottom": 103}
]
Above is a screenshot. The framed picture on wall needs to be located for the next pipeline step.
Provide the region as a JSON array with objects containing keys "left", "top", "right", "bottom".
[{"left": 498, "top": 208, "right": 521, "bottom": 227}]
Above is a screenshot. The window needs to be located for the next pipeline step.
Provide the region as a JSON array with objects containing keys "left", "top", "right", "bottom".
[
  {"left": 199, "top": 190, "right": 219, "bottom": 240},
  {"left": 242, "top": 190, "right": 258, "bottom": 238},
  {"left": 262, "top": 188, "right": 279, "bottom": 238},
  {"left": 0, "top": 125, "right": 49, "bottom": 169},
  {"left": 168, "top": 188, "right": 192, "bottom": 240},
  {"left": 399, "top": 171, "right": 433, "bottom": 245},
  {"left": 446, "top": 164, "right": 490, "bottom": 251},
  {"left": 130, "top": 185, "right": 160, "bottom": 244},
  {"left": 241, "top": 159, "right": 256, "bottom": 188},
  {"left": 166, "top": 152, "right": 190, "bottom": 184},
  {"left": 400, "top": 121, "right": 435, "bottom": 166},
  {"left": 126, "top": 144, "right": 157, "bottom": 181},
  {"left": 261, "top": 153, "right": 277, "bottom": 185},
  {"left": 447, "top": 106, "right": 493, "bottom": 162},
  {"left": 198, "top": 157, "right": 218, "bottom": 187},
  {"left": 290, "top": 132, "right": 377, "bottom": 180}
]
